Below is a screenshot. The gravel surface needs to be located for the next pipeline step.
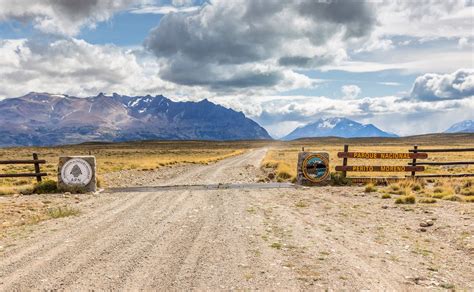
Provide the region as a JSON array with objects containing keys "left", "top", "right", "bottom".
[{"left": 0, "top": 148, "right": 472, "bottom": 290}]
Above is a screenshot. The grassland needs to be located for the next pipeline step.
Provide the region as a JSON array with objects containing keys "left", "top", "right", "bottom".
[{"left": 0, "top": 140, "right": 271, "bottom": 195}]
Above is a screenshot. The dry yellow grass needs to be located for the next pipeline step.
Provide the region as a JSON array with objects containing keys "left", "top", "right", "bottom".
[
  {"left": 0, "top": 140, "right": 264, "bottom": 193},
  {"left": 261, "top": 135, "right": 474, "bottom": 182}
]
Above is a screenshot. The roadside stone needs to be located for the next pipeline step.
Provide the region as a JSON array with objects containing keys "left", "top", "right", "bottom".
[
  {"left": 419, "top": 227, "right": 427, "bottom": 232},
  {"left": 420, "top": 220, "right": 434, "bottom": 227},
  {"left": 381, "top": 205, "right": 389, "bottom": 209}
]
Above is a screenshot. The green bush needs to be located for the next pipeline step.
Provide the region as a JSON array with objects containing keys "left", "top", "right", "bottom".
[
  {"left": 395, "top": 195, "right": 416, "bottom": 204},
  {"left": 330, "top": 172, "right": 351, "bottom": 186},
  {"left": 33, "top": 180, "right": 58, "bottom": 194},
  {"left": 47, "top": 206, "right": 80, "bottom": 218}
]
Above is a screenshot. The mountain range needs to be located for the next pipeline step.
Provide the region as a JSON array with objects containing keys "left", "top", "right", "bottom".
[
  {"left": 0, "top": 92, "right": 271, "bottom": 146},
  {"left": 283, "top": 117, "right": 398, "bottom": 140},
  {"left": 444, "top": 120, "right": 474, "bottom": 133}
]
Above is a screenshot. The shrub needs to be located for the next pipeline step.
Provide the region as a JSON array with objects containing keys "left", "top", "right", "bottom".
[
  {"left": 381, "top": 193, "right": 391, "bottom": 199},
  {"left": 47, "top": 206, "right": 80, "bottom": 218},
  {"left": 33, "top": 180, "right": 58, "bottom": 194},
  {"left": 432, "top": 193, "right": 447, "bottom": 199},
  {"left": 411, "top": 183, "right": 423, "bottom": 192},
  {"left": 433, "top": 187, "right": 444, "bottom": 193},
  {"left": 419, "top": 198, "right": 437, "bottom": 204},
  {"left": 364, "top": 183, "right": 377, "bottom": 193},
  {"left": 464, "top": 196, "right": 474, "bottom": 203},
  {"left": 389, "top": 184, "right": 400, "bottom": 192},
  {"left": 460, "top": 187, "right": 474, "bottom": 196},
  {"left": 276, "top": 162, "right": 293, "bottom": 180},
  {"left": 395, "top": 195, "right": 416, "bottom": 204},
  {"left": 330, "top": 172, "right": 351, "bottom": 186},
  {"left": 443, "top": 195, "right": 463, "bottom": 202}
]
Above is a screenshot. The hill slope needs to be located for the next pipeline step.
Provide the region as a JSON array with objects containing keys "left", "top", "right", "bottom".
[
  {"left": 0, "top": 92, "right": 271, "bottom": 146},
  {"left": 283, "top": 117, "right": 397, "bottom": 140}
]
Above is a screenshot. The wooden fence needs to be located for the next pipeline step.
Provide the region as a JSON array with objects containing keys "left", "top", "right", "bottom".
[
  {"left": 335, "top": 145, "right": 474, "bottom": 183},
  {"left": 408, "top": 146, "right": 474, "bottom": 178},
  {"left": 0, "top": 153, "right": 47, "bottom": 182},
  {"left": 335, "top": 145, "right": 428, "bottom": 183}
]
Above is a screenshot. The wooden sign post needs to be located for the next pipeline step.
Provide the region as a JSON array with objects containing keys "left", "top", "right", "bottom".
[{"left": 297, "top": 152, "right": 330, "bottom": 186}]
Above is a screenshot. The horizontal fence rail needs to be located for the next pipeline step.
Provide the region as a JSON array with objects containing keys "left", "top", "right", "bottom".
[
  {"left": 0, "top": 153, "right": 47, "bottom": 182},
  {"left": 409, "top": 148, "right": 474, "bottom": 153},
  {"left": 0, "top": 160, "right": 46, "bottom": 164},
  {"left": 408, "top": 146, "right": 474, "bottom": 179}
]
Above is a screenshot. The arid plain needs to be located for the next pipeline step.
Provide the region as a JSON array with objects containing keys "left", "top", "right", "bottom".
[{"left": 0, "top": 134, "right": 473, "bottom": 290}]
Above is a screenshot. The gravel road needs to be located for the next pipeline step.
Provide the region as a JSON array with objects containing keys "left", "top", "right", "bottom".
[{"left": 0, "top": 149, "right": 472, "bottom": 290}]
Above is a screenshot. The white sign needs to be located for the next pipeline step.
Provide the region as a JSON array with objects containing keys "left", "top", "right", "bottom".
[{"left": 60, "top": 158, "right": 93, "bottom": 186}]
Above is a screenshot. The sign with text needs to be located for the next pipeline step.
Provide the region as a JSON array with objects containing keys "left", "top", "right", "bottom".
[
  {"left": 335, "top": 165, "right": 424, "bottom": 172},
  {"left": 337, "top": 152, "right": 428, "bottom": 159}
]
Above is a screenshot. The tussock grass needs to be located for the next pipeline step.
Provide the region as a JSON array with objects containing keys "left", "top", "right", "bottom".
[
  {"left": 465, "top": 196, "right": 474, "bottom": 203},
  {"left": 419, "top": 198, "right": 437, "bottom": 204},
  {"left": 395, "top": 195, "right": 416, "bottom": 204},
  {"left": 364, "top": 183, "right": 377, "bottom": 193},
  {"left": 33, "top": 180, "right": 58, "bottom": 194},
  {"left": 442, "top": 195, "right": 464, "bottom": 202},
  {"left": 381, "top": 193, "right": 391, "bottom": 199},
  {"left": 46, "top": 206, "right": 80, "bottom": 218},
  {"left": 261, "top": 159, "right": 294, "bottom": 181}
]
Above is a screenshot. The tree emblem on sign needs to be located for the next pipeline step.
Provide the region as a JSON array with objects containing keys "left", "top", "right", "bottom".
[{"left": 70, "top": 164, "right": 82, "bottom": 178}]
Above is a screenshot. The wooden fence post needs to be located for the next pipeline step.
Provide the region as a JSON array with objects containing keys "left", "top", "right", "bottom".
[
  {"left": 342, "top": 144, "right": 349, "bottom": 178},
  {"left": 32, "top": 153, "right": 42, "bottom": 182},
  {"left": 411, "top": 145, "right": 418, "bottom": 178}
]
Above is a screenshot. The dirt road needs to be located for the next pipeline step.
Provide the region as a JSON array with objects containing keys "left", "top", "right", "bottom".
[{"left": 0, "top": 149, "right": 472, "bottom": 290}]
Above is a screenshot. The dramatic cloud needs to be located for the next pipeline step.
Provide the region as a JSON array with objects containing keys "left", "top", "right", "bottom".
[
  {"left": 0, "top": 38, "right": 177, "bottom": 98},
  {"left": 145, "top": 0, "right": 376, "bottom": 89},
  {"left": 375, "top": 0, "right": 473, "bottom": 38},
  {"left": 0, "top": 0, "right": 145, "bottom": 35},
  {"left": 410, "top": 69, "right": 474, "bottom": 101},
  {"left": 341, "top": 85, "right": 361, "bottom": 99}
]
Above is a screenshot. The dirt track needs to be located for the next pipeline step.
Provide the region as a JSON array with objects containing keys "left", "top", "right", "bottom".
[{"left": 0, "top": 149, "right": 473, "bottom": 290}]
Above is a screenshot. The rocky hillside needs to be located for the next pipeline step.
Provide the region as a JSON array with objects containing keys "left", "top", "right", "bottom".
[{"left": 0, "top": 92, "right": 271, "bottom": 146}]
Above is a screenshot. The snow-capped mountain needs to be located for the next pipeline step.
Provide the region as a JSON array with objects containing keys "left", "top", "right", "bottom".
[
  {"left": 282, "top": 117, "right": 398, "bottom": 140},
  {"left": 0, "top": 92, "right": 271, "bottom": 146},
  {"left": 444, "top": 120, "right": 474, "bottom": 133}
]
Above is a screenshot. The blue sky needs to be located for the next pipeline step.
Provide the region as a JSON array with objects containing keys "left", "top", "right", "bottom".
[{"left": 0, "top": 0, "right": 472, "bottom": 138}]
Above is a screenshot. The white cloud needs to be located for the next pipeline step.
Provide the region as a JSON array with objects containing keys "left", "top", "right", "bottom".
[
  {"left": 341, "top": 85, "right": 361, "bottom": 99},
  {"left": 0, "top": 0, "right": 146, "bottom": 35},
  {"left": 375, "top": 0, "right": 473, "bottom": 39},
  {"left": 0, "top": 38, "right": 179, "bottom": 98},
  {"left": 144, "top": 0, "right": 376, "bottom": 89},
  {"left": 410, "top": 69, "right": 474, "bottom": 101}
]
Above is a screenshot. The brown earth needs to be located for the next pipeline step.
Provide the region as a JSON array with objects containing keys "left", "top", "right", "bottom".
[{"left": 0, "top": 149, "right": 472, "bottom": 290}]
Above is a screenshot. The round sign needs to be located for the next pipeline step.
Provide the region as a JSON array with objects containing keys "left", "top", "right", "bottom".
[
  {"left": 61, "top": 158, "right": 93, "bottom": 186},
  {"left": 302, "top": 154, "right": 330, "bottom": 183}
]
